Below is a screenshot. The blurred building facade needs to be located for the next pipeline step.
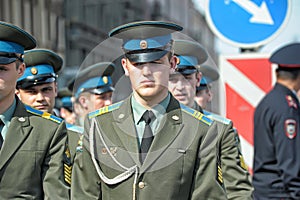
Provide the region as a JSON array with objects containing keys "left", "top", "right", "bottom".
[
  {"left": 0, "top": 0, "right": 216, "bottom": 81},
  {"left": 0, "top": 0, "right": 219, "bottom": 110}
]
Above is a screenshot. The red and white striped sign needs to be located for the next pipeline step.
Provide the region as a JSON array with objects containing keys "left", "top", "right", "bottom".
[{"left": 219, "top": 54, "right": 276, "bottom": 172}]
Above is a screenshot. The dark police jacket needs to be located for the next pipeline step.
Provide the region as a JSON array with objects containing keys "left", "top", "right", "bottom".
[
  {"left": 253, "top": 83, "right": 300, "bottom": 199},
  {"left": 0, "top": 98, "right": 69, "bottom": 199},
  {"left": 72, "top": 95, "right": 231, "bottom": 199}
]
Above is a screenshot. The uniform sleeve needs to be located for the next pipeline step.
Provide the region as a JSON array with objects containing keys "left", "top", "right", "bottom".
[
  {"left": 189, "top": 121, "right": 228, "bottom": 199},
  {"left": 71, "top": 118, "right": 102, "bottom": 199},
  {"left": 219, "top": 123, "right": 253, "bottom": 199},
  {"left": 274, "top": 107, "right": 300, "bottom": 199},
  {"left": 42, "top": 121, "right": 69, "bottom": 199}
]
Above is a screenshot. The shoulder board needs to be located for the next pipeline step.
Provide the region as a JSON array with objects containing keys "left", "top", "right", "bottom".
[
  {"left": 88, "top": 101, "right": 123, "bottom": 119},
  {"left": 180, "top": 104, "right": 212, "bottom": 126},
  {"left": 285, "top": 95, "right": 298, "bottom": 109},
  {"left": 25, "top": 105, "right": 62, "bottom": 124},
  {"left": 203, "top": 110, "right": 231, "bottom": 125},
  {"left": 66, "top": 123, "right": 84, "bottom": 134}
]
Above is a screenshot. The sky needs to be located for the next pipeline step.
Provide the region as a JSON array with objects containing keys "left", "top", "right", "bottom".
[{"left": 193, "top": 0, "right": 300, "bottom": 54}]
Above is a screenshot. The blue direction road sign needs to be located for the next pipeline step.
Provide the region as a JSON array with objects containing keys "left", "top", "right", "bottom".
[{"left": 205, "top": 0, "right": 291, "bottom": 48}]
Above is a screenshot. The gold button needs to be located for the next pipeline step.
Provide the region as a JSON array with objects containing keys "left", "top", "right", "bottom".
[{"left": 138, "top": 181, "right": 145, "bottom": 189}]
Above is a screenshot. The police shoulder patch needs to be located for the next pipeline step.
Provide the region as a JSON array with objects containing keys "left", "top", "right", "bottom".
[
  {"left": 88, "top": 101, "right": 123, "bottom": 119},
  {"left": 25, "top": 105, "right": 62, "bottom": 124},
  {"left": 180, "top": 104, "right": 212, "bottom": 126},
  {"left": 285, "top": 119, "right": 297, "bottom": 139},
  {"left": 203, "top": 110, "right": 231, "bottom": 125}
]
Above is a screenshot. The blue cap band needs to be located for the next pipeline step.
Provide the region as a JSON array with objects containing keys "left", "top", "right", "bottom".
[
  {"left": 200, "top": 77, "right": 207, "bottom": 85},
  {"left": 18, "top": 64, "right": 55, "bottom": 82},
  {"left": 61, "top": 96, "right": 73, "bottom": 108},
  {"left": 177, "top": 55, "right": 198, "bottom": 66},
  {"left": 123, "top": 34, "right": 171, "bottom": 51},
  {"left": 0, "top": 40, "right": 24, "bottom": 54},
  {"left": 75, "top": 76, "right": 112, "bottom": 98}
]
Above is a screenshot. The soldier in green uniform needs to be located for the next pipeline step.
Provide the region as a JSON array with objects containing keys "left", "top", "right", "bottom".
[
  {"left": 71, "top": 21, "right": 242, "bottom": 199},
  {"left": 68, "top": 62, "right": 115, "bottom": 127},
  {"left": 194, "top": 64, "right": 220, "bottom": 110},
  {"left": 15, "top": 48, "right": 82, "bottom": 189},
  {"left": 56, "top": 87, "right": 76, "bottom": 125},
  {"left": 168, "top": 39, "right": 253, "bottom": 199},
  {"left": 16, "top": 48, "right": 62, "bottom": 115},
  {"left": 0, "top": 21, "right": 69, "bottom": 198}
]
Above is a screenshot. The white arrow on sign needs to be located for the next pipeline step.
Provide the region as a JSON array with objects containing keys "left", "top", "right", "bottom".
[{"left": 232, "top": 0, "right": 274, "bottom": 25}]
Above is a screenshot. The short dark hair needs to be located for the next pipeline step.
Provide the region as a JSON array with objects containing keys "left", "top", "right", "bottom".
[
  {"left": 15, "top": 60, "right": 22, "bottom": 69},
  {"left": 276, "top": 68, "right": 300, "bottom": 80}
]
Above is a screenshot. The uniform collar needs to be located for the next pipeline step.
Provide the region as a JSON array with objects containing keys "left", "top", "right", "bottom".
[
  {"left": 131, "top": 93, "right": 170, "bottom": 125},
  {"left": 0, "top": 98, "right": 16, "bottom": 126}
]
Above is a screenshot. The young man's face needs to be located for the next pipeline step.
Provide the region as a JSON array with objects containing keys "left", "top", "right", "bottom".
[
  {"left": 168, "top": 72, "right": 200, "bottom": 107},
  {"left": 87, "top": 92, "right": 113, "bottom": 111},
  {"left": 60, "top": 107, "right": 76, "bottom": 125},
  {"left": 122, "top": 54, "right": 176, "bottom": 104},
  {"left": 16, "top": 82, "right": 57, "bottom": 113},
  {"left": 76, "top": 91, "right": 113, "bottom": 116},
  {"left": 0, "top": 61, "right": 24, "bottom": 102}
]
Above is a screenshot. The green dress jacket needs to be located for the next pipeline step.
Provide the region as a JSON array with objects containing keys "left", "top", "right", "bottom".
[
  {"left": 64, "top": 123, "right": 83, "bottom": 187},
  {"left": 202, "top": 110, "right": 253, "bottom": 199},
  {"left": 71, "top": 95, "right": 231, "bottom": 199},
  {"left": 0, "top": 98, "right": 69, "bottom": 199}
]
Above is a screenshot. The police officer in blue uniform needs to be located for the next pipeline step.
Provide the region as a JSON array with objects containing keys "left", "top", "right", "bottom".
[
  {"left": 0, "top": 21, "right": 68, "bottom": 199},
  {"left": 253, "top": 43, "right": 300, "bottom": 199}
]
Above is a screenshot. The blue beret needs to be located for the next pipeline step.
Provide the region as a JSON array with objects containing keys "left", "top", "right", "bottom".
[
  {"left": 17, "top": 49, "right": 63, "bottom": 89},
  {"left": 173, "top": 40, "right": 208, "bottom": 75},
  {"left": 0, "top": 21, "right": 36, "bottom": 64},
  {"left": 109, "top": 21, "right": 183, "bottom": 63},
  {"left": 270, "top": 43, "right": 300, "bottom": 68},
  {"left": 69, "top": 62, "right": 115, "bottom": 99}
]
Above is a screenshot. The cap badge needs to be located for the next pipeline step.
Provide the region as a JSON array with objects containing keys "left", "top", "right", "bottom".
[
  {"left": 102, "top": 76, "right": 108, "bottom": 84},
  {"left": 31, "top": 67, "right": 38, "bottom": 75},
  {"left": 140, "top": 40, "right": 148, "bottom": 49}
]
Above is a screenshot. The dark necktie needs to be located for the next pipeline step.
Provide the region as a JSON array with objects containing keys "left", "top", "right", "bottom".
[
  {"left": 0, "top": 120, "right": 4, "bottom": 150},
  {"left": 140, "top": 110, "right": 155, "bottom": 163}
]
